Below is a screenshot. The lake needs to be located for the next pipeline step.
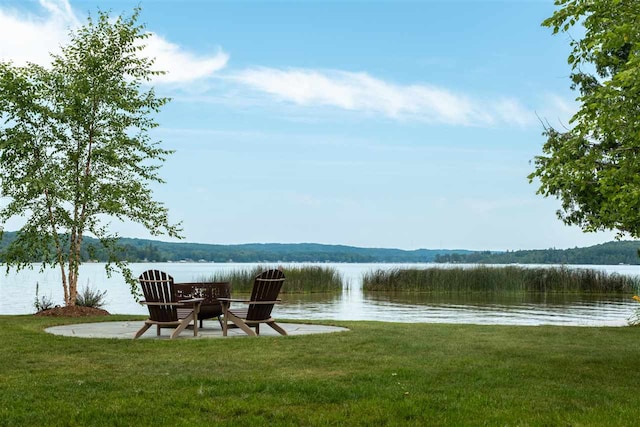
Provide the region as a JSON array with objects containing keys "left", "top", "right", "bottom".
[{"left": 1, "top": 262, "right": 638, "bottom": 326}]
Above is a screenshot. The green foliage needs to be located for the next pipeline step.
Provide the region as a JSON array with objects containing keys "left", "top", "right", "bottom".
[
  {"left": 4, "top": 230, "right": 640, "bottom": 265},
  {"left": 0, "top": 8, "right": 180, "bottom": 305},
  {"left": 530, "top": 0, "right": 640, "bottom": 238},
  {"left": 282, "top": 265, "right": 344, "bottom": 292},
  {"left": 75, "top": 284, "right": 108, "bottom": 309},
  {"left": 362, "top": 266, "right": 639, "bottom": 293},
  {"left": 171, "top": 242, "right": 468, "bottom": 263},
  {"left": 0, "top": 232, "right": 472, "bottom": 263},
  {"left": 435, "top": 240, "right": 640, "bottom": 264},
  {"left": 201, "top": 265, "right": 344, "bottom": 293},
  {"left": 200, "top": 266, "right": 264, "bottom": 292}
]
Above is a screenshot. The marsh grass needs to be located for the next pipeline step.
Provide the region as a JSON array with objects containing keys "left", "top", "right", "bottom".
[
  {"left": 201, "top": 265, "right": 343, "bottom": 293},
  {"left": 362, "top": 266, "right": 639, "bottom": 293},
  {"left": 2, "top": 315, "right": 640, "bottom": 425}
]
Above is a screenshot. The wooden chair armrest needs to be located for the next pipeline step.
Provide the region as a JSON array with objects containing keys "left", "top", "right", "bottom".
[
  {"left": 141, "top": 301, "right": 184, "bottom": 306},
  {"left": 179, "top": 298, "right": 204, "bottom": 304},
  {"left": 218, "top": 299, "right": 281, "bottom": 305},
  {"left": 141, "top": 298, "right": 204, "bottom": 307}
]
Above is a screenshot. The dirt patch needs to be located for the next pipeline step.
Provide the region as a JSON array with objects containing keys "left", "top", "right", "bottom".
[{"left": 34, "top": 305, "right": 110, "bottom": 317}]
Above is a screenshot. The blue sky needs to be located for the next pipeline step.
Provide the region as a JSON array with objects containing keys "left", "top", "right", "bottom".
[{"left": 0, "top": 0, "right": 620, "bottom": 250}]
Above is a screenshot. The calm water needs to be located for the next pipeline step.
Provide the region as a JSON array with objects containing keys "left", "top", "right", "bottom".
[{"left": 1, "top": 262, "right": 638, "bottom": 326}]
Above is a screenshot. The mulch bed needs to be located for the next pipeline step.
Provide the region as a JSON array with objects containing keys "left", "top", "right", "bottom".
[{"left": 34, "top": 306, "right": 110, "bottom": 317}]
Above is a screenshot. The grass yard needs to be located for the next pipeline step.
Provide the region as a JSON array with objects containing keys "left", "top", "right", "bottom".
[{"left": 1, "top": 315, "right": 640, "bottom": 426}]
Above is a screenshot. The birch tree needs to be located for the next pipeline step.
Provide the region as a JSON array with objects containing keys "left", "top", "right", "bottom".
[{"left": 0, "top": 8, "right": 180, "bottom": 305}]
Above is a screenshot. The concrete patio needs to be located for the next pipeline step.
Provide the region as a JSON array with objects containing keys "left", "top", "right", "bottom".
[{"left": 45, "top": 320, "right": 349, "bottom": 339}]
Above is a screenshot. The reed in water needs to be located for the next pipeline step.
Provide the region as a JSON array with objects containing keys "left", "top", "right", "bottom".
[
  {"left": 362, "top": 266, "right": 639, "bottom": 293},
  {"left": 201, "top": 265, "right": 343, "bottom": 293}
]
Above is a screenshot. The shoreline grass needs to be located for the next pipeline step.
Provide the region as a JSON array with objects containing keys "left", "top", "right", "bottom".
[
  {"left": 2, "top": 315, "right": 640, "bottom": 425},
  {"left": 362, "top": 265, "right": 640, "bottom": 293},
  {"left": 200, "top": 265, "right": 343, "bottom": 293}
]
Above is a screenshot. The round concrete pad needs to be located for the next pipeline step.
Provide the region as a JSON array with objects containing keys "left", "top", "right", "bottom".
[{"left": 45, "top": 321, "right": 349, "bottom": 339}]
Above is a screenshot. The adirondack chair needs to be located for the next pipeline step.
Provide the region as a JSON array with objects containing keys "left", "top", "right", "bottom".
[
  {"left": 218, "top": 269, "right": 287, "bottom": 337},
  {"left": 134, "top": 270, "right": 204, "bottom": 339}
]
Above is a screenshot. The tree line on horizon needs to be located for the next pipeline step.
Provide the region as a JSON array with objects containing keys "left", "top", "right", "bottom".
[
  {"left": 0, "top": 231, "right": 637, "bottom": 265},
  {"left": 0, "top": 231, "right": 471, "bottom": 263},
  {"left": 434, "top": 241, "right": 640, "bottom": 265}
]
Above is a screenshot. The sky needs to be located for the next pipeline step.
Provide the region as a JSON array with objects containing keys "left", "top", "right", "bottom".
[{"left": 0, "top": 0, "right": 622, "bottom": 251}]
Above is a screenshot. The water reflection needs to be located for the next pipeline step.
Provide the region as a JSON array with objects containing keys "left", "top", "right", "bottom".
[
  {"left": 1, "top": 262, "right": 637, "bottom": 327},
  {"left": 365, "top": 291, "right": 631, "bottom": 306},
  {"left": 271, "top": 288, "right": 637, "bottom": 327},
  {"left": 355, "top": 292, "right": 633, "bottom": 326}
]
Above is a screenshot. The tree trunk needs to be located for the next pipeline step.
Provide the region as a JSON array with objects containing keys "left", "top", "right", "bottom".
[
  {"left": 67, "top": 266, "right": 77, "bottom": 306},
  {"left": 66, "top": 231, "right": 83, "bottom": 306},
  {"left": 60, "top": 263, "right": 70, "bottom": 306}
]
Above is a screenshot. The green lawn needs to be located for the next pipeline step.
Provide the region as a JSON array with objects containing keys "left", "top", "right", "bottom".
[{"left": 1, "top": 315, "right": 639, "bottom": 426}]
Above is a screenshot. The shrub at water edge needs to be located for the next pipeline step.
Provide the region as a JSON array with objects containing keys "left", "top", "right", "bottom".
[{"left": 75, "top": 284, "right": 108, "bottom": 309}]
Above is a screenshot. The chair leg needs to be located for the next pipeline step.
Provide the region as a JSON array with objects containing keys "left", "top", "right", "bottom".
[
  {"left": 156, "top": 325, "right": 161, "bottom": 336},
  {"left": 267, "top": 321, "right": 288, "bottom": 336},
  {"left": 217, "top": 315, "right": 224, "bottom": 330},
  {"left": 223, "top": 316, "right": 228, "bottom": 336},
  {"left": 194, "top": 303, "right": 202, "bottom": 333},
  {"left": 226, "top": 312, "right": 257, "bottom": 336},
  {"left": 171, "top": 313, "right": 195, "bottom": 339},
  {"left": 134, "top": 323, "right": 152, "bottom": 339},
  {"left": 193, "top": 313, "right": 199, "bottom": 337},
  {"left": 255, "top": 323, "right": 260, "bottom": 335}
]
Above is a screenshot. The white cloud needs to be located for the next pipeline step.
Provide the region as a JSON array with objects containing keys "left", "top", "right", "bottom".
[
  {"left": 231, "top": 67, "right": 536, "bottom": 127},
  {"left": 0, "top": 1, "right": 551, "bottom": 129},
  {"left": 144, "top": 34, "right": 229, "bottom": 84},
  {"left": 0, "top": 0, "right": 76, "bottom": 66},
  {"left": 0, "top": 0, "right": 227, "bottom": 84},
  {"left": 493, "top": 98, "right": 536, "bottom": 128}
]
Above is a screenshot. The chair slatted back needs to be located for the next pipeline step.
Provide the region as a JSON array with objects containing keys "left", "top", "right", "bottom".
[
  {"left": 246, "top": 269, "right": 285, "bottom": 321},
  {"left": 139, "top": 270, "right": 178, "bottom": 322}
]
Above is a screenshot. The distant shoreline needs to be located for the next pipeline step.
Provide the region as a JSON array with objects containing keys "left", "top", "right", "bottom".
[{"left": 0, "top": 231, "right": 638, "bottom": 265}]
